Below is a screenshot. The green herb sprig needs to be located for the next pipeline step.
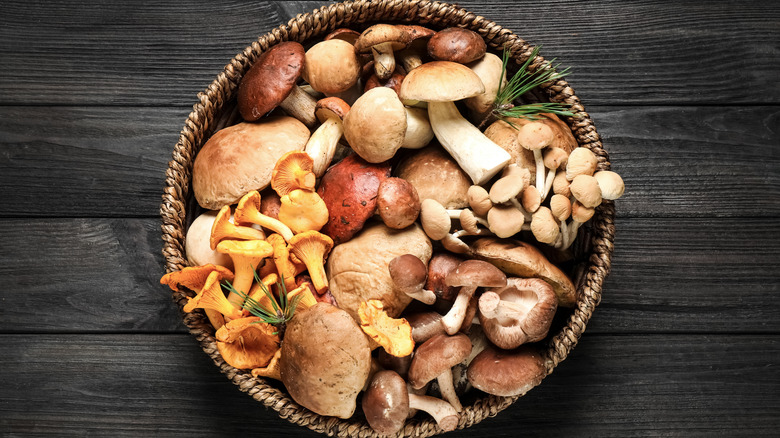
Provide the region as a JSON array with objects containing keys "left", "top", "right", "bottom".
[
  {"left": 490, "top": 46, "right": 574, "bottom": 125},
  {"left": 223, "top": 272, "right": 302, "bottom": 337}
]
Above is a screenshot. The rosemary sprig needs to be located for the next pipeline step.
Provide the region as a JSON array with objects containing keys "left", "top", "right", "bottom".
[
  {"left": 223, "top": 272, "right": 303, "bottom": 336},
  {"left": 491, "top": 46, "right": 574, "bottom": 123}
]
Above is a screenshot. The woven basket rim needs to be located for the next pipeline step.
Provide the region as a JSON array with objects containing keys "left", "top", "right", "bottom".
[{"left": 159, "top": 1, "right": 616, "bottom": 436}]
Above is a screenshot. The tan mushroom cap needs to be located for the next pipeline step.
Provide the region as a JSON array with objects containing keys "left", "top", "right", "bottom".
[
  {"left": 324, "top": 28, "right": 361, "bottom": 45},
  {"left": 521, "top": 185, "right": 542, "bottom": 213},
  {"left": 552, "top": 170, "right": 571, "bottom": 197},
  {"left": 549, "top": 194, "right": 572, "bottom": 221},
  {"left": 517, "top": 121, "right": 555, "bottom": 151},
  {"left": 315, "top": 96, "right": 350, "bottom": 123},
  {"left": 459, "top": 209, "right": 481, "bottom": 234},
  {"left": 467, "top": 344, "right": 546, "bottom": 397},
  {"left": 185, "top": 210, "right": 234, "bottom": 269},
  {"left": 343, "top": 87, "right": 407, "bottom": 163},
  {"left": 566, "top": 147, "right": 598, "bottom": 181},
  {"left": 420, "top": 198, "right": 452, "bottom": 241},
  {"left": 465, "top": 52, "right": 506, "bottom": 114},
  {"left": 237, "top": 41, "right": 306, "bottom": 121},
  {"left": 192, "top": 118, "right": 310, "bottom": 210},
  {"left": 593, "top": 170, "right": 625, "bottom": 200},
  {"left": 302, "top": 39, "right": 361, "bottom": 94},
  {"left": 487, "top": 204, "right": 526, "bottom": 238},
  {"left": 396, "top": 146, "right": 472, "bottom": 209},
  {"left": 530, "top": 206, "right": 560, "bottom": 244},
  {"left": 489, "top": 172, "right": 527, "bottom": 204},
  {"left": 427, "top": 27, "right": 487, "bottom": 64},
  {"left": 570, "top": 174, "right": 603, "bottom": 208},
  {"left": 408, "top": 332, "right": 472, "bottom": 390},
  {"left": 467, "top": 185, "right": 492, "bottom": 217},
  {"left": 399, "top": 61, "right": 485, "bottom": 102},
  {"left": 354, "top": 24, "right": 412, "bottom": 53},
  {"left": 445, "top": 259, "right": 507, "bottom": 289},
  {"left": 543, "top": 147, "right": 568, "bottom": 170},
  {"left": 571, "top": 200, "right": 595, "bottom": 223}
]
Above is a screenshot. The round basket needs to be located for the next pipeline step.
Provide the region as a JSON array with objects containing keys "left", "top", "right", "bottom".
[{"left": 160, "top": 0, "right": 616, "bottom": 436}]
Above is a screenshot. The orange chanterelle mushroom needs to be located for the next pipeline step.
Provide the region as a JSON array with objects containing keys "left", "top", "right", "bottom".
[
  {"left": 271, "top": 150, "right": 317, "bottom": 196},
  {"left": 160, "top": 264, "right": 235, "bottom": 329},
  {"left": 181, "top": 270, "right": 244, "bottom": 324},
  {"left": 288, "top": 230, "right": 333, "bottom": 294},
  {"left": 215, "top": 316, "right": 281, "bottom": 370},
  {"left": 359, "top": 299, "right": 414, "bottom": 357}
]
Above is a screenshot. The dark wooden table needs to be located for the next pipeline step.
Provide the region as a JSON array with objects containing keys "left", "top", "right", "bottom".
[{"left": 1, "top": 1, "right": 778, "bottom": 436}]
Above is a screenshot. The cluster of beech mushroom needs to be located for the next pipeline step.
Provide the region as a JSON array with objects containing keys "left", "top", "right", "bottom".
[{"left": 161, "top": 22, "right": 624, "bottom": 435}]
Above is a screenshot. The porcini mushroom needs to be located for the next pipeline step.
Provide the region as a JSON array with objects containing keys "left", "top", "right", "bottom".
[
  {"left": 304, "top": 97, "right": 351, "bottom": 177},
  {"left": 270, "top": 150, "right": 316, "bottom": 196},
  {"left": 376, "top": 177, "right": 421, "bottom": 230},
  {"left": 399, "top": 61, "right": 512, "bottom": 184},
  {"left": 216, "top": 239, "right": 274, "bottom": 307},
  {"left": 181, "top": 270, "right": 244, "bottom": 322},
  {"left": 396, "top": 145, "right": 472, "bottom": 209},
  {"left": 464, "top": 52, "right": 506, "bottom": 118},
  {"left": 233, "top": 190, "right": 294, "bottom": 242},
  {"left": 516, "top": 121, "right": 555, "bottom": 195},
  {"left": 288, "top": 230, "right": 333, "bottom": 294},
  {"left": 237, "top": 41, "right": 317, "bottom": 127},
  {"left": 277, "top": 189, "right": 329, "bottom": 234},
  {"left": 441, "top": 260, "right": 507, "bottom": 335},
  {"left": 427, "top": 27, "right": 486, "bottom": 64},
  {"left": 363, "top": 370, "right": 459, "bottom": 434},
  {"left": 388, "top": 254, "right": 435, "bottom": 305},
  {"left": 408, "top": 332, "right": 472, "bottom": 412},
  {"left": 478, "top": 277, "right": 558, "bottom": 349},
  {"left": 343, "top": 86, "right": 407, "bottom": 163},
  {"left": 467, "top": 344, "right": 547, "bottom": 397},
  {"left": 209, "top": 205, "right": 265, "bottom": 250},
  {"left": 395, "top": 25, "right": 435, "bottom": 72},
  {"left": 302, "top": 39, "right": 361, "bottom": 95},
  {"left": 355, "top": 24, "right": 412, "bottom": 80}
]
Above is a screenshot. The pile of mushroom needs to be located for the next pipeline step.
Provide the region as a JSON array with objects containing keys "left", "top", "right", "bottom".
[{"left": 162, "top": 22, "right": 626, "bottom": 435}]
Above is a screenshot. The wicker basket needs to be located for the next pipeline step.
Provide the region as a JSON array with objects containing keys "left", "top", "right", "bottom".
[{"left": 160, "top": 0, "right": 616, "bottom": 436}]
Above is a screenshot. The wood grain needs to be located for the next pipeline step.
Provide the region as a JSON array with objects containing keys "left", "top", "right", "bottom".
[
  {"left": 0, "top": 1, "right": 778, "bottom": 106},
  {"left": 0, "top": 217, "right": 776, "bottom": 334},
  {"left": 0, "top": 334, "right": 776, "bottom": 436},
  {"left": 1, "top": 105, "right": 777, "bottom": 218}
]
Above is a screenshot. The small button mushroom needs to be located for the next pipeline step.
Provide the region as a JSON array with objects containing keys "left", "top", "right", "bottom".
[
  {"left": 288, "top": 230, "right": 333, "bottom": 294},
  {"left": 427, "top": 27, "right": 487, "bottom": 64},
  {"left": 343, "top": 87, "right": 407, "bottom": 163},
  {"left": 216, "top": 239, "right": 274, "bottom": 306},
  {"left": 191, "top": 117, "right": 310, "bottom": 210},
  {"left": 566, "top": 147, "right": 598, "bottom": 181},
  {"left": 376, "top": 177, "right": 421, "bottom": 230},
  {"left": 396, "top": 146, "right": 472, "bottom": 209},
  {"left": 355, "top": 24, "right": 412, "bottom": 80},
  {"left": 317, "top": 154, "right": 391, "bottom": 244},
  {"left": 552, "top": 169, "right": 571, "bottom": 197},
  {"left": 270, "top": 150, "right": 316, "bottom": 196},
  {"left": 541, "top": 146, "right": 569, "bottom": 199},
  {"left": 517, "top": 121, "right": 555, "bottom": 195},
  {"left": 521, "top": 185, "right": 542, "bottom": 213},
  {"left": 594, "top": 170, "right": 625, "bottom": 200},
  {"left": 426, "top": 252, "right": 464, "bottom": 302},
  {"left": 570, "top": 174, "right": 603, "bottom": 208},
  {"left": 408, "top": 332, "right": 472, "bottom": 412},
  {"left": 420, "top": 198, "right": 452, "bottom": 241},
  {"left": 467, "top": 185, "right": 492, "bottom": 217},
  {"left": 277, "top": 189, "right": 329, "bottom": 234},
  {"left": 302, "top": 39, "right": 361, "bottom": 95},
  {"left": 304, "top": 97, "right": 351, "bottom": 177},
  {"left": 363, "top": 370, "right": 459, "bottom": 434},
  {"left": 441, "top": 260, "right": 507, "bottom": 335},
  {"left": 486, "top": 204, "right": 528, "bottom": 238},
  {"left": 237, "top": 41, "right": 317, "bottom": 127},
  {"left": 478, "top": 277, "right": 558, "bottom": 349},
  {"left": 530, "top": 206, "right": 561, "bottom": 245},
  {"left": 467, "top": 344, "right": 547, "bottom": 397},
  {"left": 563, "top": 200, "right": 596, "bottom": 249},
  {"left": 388, "top": 254, "right": 436, "bottom": 305},
  {"left": 399, "top": 61, "right": 512, "bottom": 185}
]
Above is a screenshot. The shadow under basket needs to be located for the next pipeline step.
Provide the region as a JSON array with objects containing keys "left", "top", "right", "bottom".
[{"left": 160, "top": 0, "right": 617, "bottom": 436}]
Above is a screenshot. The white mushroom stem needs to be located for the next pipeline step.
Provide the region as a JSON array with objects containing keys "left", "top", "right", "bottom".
[
  {"left": 508, "top": 198, "right": 533, "bottom": 222},
  {"left": 533, "top": 150, "right": 546, "bottom": 195},
  {"left": 407, "top": 393, "right": 459, "bottom": 432},
  {"left": 304, "top": 116, "right": 343, "bottom": 177},
  {"left": 371, "top": 42, "right": 397, "bottom": 80},
  {"left": 402, "top": 107, "right": 434, "bottom": 149},
  {"left": 446, "top": 209, "right": 463, "bottom": 219},
  {"left": 451, "top": 227, "right": 492, "bottom": 239},
  {"left": 280, "top": 85, "right": 318, "bottom": 128},
  {"left": 565, "top": 220, "right": 585, "bottom": 249},
  {"left": 541, "top": 167, "right": 556, "bottom": 200},
  {"left": 405, "top": 287, "right": 437, "bottom": 306},
  {"left": 441, "top": 286, "right": 477, "bottom": 335},
  {"left": 436, "top": 370, "right": 463, "bottom": 412},
  {"left": 428, "top": 100, "right": 512, "bottom": 185}
]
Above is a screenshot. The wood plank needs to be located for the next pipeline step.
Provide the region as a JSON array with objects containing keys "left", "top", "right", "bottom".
[
  {"left": 1, "top": 105, "right": 777, "bottom": 218},
  {"left": 0, "top": 333, "right": 777, "bottom": 436},
  {"left": 0, "top": 1, "right": 778, "bottom": 106},
  {"left": 1, "top": 217, "right": 777, "bottom": 334}
]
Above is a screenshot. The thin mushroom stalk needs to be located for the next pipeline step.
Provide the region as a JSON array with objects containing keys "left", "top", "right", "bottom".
[{"left": 304, "top": 117, "right": 342, "bottom": 177}]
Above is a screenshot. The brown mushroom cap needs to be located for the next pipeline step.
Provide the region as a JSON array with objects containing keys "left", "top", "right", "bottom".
[
  {"left": 467, "top": 185, "right": 493, "bottom": 217},
  {"left": 324, "top": 28, "right": 361, "bottom": 45},
  {"left": 399, "top": 60, "right": 485, "bottom": 102},
  {"left": 362, "top": 370, "right": 410, "bottom": 435},
  {"left": 467, "top": 344, "right": 546, "bottom": 397},
  {"left": 426, "top": 252, "right": 464, "bottom": 302},
  {"left": 315, "top": 96, "right": 350, "bottom": 123},
  {"left": 354, "top": 24, "right": 411, "bottom": 53},
  {"left": 280, "top": 303, "right": 371, "bottom": 419},
  {"left": 237, "top": 41, "right": 306, "bottom": 121},
  {"left": 478, "top": 277, "right": 558, "bottom": 349},
  {"left": 445, "top": 259, "right": 507, "bottom": 289},
  {"left": 427, "top": 27, "right": 487, "bottom": 64},
  {"left": 303, "top": 39, "right": 361, "bottom": 94},
  {"left": 343, "top": 86, "right": 407, "bottom": 163},
  {"left": 549, "top": 194, "right": 572, "bottom": 221},
  {"left": 376, "top": 177, "right": 421, "bottom": 229},
  {"left": 396, "top": 145, "right": 472, "bottom": 209},
  {"left": 363, "top": 65, "right": 406, "bottom": 95},
  {"left": 517, "top": 121, "right": 555, "bottom": 151},
  {"left": 406, "top": 311, "right": 446, "bottom": 344},
  {"left": 408, "top": 332, "right": 472, "bottom": 390},
  {"left": 192, "top": 118, "right": 310, "bottom": 210},
  {"left": 388, "top": 254, "right": 428, "bottom": 295}
]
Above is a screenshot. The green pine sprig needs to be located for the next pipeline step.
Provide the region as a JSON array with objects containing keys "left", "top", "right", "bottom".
[
  {"left": 223, "top": 272, "right": 302, "bottom": 336},
  {"left": 492, "top": 46, "right": 574, "bottom": 123}
]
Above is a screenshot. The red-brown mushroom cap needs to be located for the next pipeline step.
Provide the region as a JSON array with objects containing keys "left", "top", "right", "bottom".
[
  {"left": 426, "top": 252, "right": 464, "bottom": 302},
  {"left": 388, "top": 253, "right": 434, "bottom": 304},
  {"left": 324, "top": 28, "right": 361, "bottom": 45},
  {"left": 427, "top": 27, "right": 487, "bottom": 64},
  {"left": 376, "top": 177, "right": 421, "bottom": 230},
  {"left": 362, "top": 370, "right": 410, "bottom": 435},
  {"left": 314, "top": 96, "right": 350, "bottom": 124},
  {"left": 354, "top": 24, "right": 412, "bottom": 53},
  {"left": 467, "top": 344, "right": 546, "bottom": 397},
  {"left": 445, "top": 259, "right": 507, "bottom": 289},
  {"left": 237, "top": 42, "right": 306, "bottom": 121},
  {"left": 407, "top": 332, "right": 472, "bottom": 390}
]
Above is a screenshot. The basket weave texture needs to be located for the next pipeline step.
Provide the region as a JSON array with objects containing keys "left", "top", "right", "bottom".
[{"left": 160, "top": 0, "right": 616, "bottom": 436}]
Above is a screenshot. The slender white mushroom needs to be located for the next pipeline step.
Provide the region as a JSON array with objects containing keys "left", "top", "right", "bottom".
[
  {"left": 304, "top": 97, "right": 350, "bottom": 177},
  {"left": 516, "top": 121, "right": 555, "bottom": 195}
]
